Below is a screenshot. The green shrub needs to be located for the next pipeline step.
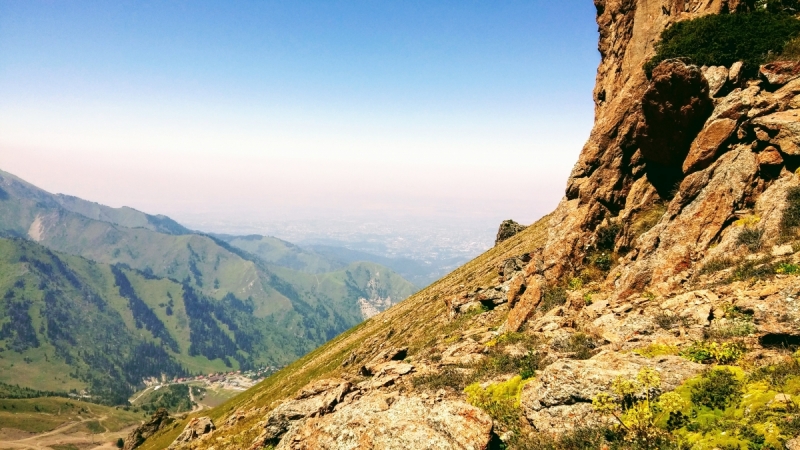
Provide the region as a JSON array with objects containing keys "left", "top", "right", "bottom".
[
  {"left": 782, "top": 35, "right": 800, "bottom": 59},
  {"left": 690, "top": 368, "right": 743, "bottom": 410},
  {"left": 737, "top": 227, "right": 764, "bottom": 252},
  {"left": 464, "top": 375, "right": 526, "bottom": 428},
  {"left": 782, "top": 186, "right": 800, "bottom": 238},
  {"left": 644, "top": 12, "right": 800, "bottom": 76},
  {"left": 552, "top": 332, "right": 599, "bottom": 360},
  {"left": 412, "top": 367, "right": 469, "bottom": 391},
  {"left": 698, "top": 257, "right": 737, "bottom": 275},
  {"left": 777, "top": 262, "right": 800, "bottom": 274},
  {"left": 539, "top": 286, "right": 567, "bottom": 312},
  {"left": 596, "top": 223, "right": 621, "bottom": 251},
  {"left": 116, "top": 438, "right": 124, "bottom": 449},
  {"left": 680, "top": 341, "right": 746, "bottom": 364}
]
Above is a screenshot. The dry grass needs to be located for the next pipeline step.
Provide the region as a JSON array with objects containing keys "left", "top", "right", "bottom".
[{"left": 139, "top": 214, "right": 553, "bottom": 450}]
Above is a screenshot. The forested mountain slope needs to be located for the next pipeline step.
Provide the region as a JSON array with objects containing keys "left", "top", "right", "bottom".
[{"left": 0, "top": 170, "right": 416, "bottom": 407}]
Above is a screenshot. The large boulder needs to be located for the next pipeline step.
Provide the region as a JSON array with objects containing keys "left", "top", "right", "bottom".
[
  {"left": 760, "top": 61, "right": 800, "bottom": 87},
  {"left": 123, "top": 408, "right": 173, "bottom": 450},
  {"left": 495, "top": 220, "right": 527, "bottom": 245},
  {"left": 520, "top": 351, "right": 702, "bottom": 434},
  {"left": 636, "top": 60, "right": 714, "bottom": 167},
  {"left": 275, "top": 393, "right": 494, "bottom": 450},
  {"left": 251, "top": 379, "right": 353, "bottom": 448},
  {"left": 683, "top": 118, "right": 738, "bottom": 174},
  {"left": 752, "top": 109, "right": 800, "bottom": 156}
]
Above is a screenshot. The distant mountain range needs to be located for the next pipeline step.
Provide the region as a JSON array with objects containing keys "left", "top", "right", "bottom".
[{"left": 0, "top": 169, "right": 416, "bottom": 404}]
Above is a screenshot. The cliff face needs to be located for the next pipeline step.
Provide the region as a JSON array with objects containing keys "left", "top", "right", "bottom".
[{"left": 148, "top": 2, "right": 800, "bottom": 449}]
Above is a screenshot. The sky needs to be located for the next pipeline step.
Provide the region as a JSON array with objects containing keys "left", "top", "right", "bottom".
[{"left": 0, "top": 0, "right": 599, "bottom": 233}]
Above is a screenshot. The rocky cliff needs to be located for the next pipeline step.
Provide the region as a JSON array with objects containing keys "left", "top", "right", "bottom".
[{"left": 139, "top": 2, "right": 800, "bottom": 449}]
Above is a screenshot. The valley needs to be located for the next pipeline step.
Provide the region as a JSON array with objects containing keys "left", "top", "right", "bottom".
[{"left": 0, "top": 169, "right": 423, "bottom": 435}]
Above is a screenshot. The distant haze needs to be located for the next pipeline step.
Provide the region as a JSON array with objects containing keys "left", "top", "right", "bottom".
[{"left": 0, "top": 1, "right": 598, "bottom": 239}]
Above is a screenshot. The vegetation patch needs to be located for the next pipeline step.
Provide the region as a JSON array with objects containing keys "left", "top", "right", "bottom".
[
  {"left": 680, "top": 341, "right": 746, "bottom": 364},
  {"left": 552, "top": 332, "right": 601, "bottom": 360},
  {"left": 633, "top": 343, "right": 680, "bottom": 358},
  {"left": 539, "top": 286, "right": 568, "bottom": 312},
  {"left": 464, "top": 375, "right": 527, "bottom": 429},
  {"left": 644, "top": 11, "right": 800, "bottom": 75},
  {"left": 698, "top": 257, "right": 737, "bottom": 276},
  {"left": 782, "top": 186, "right": 800, "bottom": 240},
  {"left": 630, "top": 203, "right": 668, "bottom": 242},
  {"left": 737, "top": 227, "right": 765, "bottom": 252}
]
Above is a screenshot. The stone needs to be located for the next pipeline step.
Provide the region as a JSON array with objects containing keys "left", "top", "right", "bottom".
[
  {"left": 362, "top": 347, "right": 408, "bottom": 375},
  {"left": 636, "top": 60, "right": 714, "bottom": 167},
  {"left": 506, "top": 274, "right": 526, "bottom": 307},
  {"left": 169, "top": 417, "right": 215, "bottom": 448},
  {"left": 758, "top": 146, "right": 784, "bottom": 171},
  {"left": 275, "top": 394, "right": 494, "bottom": 450},
  {"left": 520, "top": 351, "right": 702, "bottom": 433},
  {"left": 683, "top": 118, "right": 738, "bottom": 174},
  {"left": 253, "top": 379, "right": 353, "bottom": 448},
  {"left": 755, "top": 127, "right": 771, "bottom": 142},
  {"left": 787, "top": 437, "right": 800, "bottom": 450},
  {"left": 704, "top": 65, "right": 729, "bottom": 97},
  {"left": 772, "top": 244, "right": 794, "bottom": 257},
  {"left": 728, "top": 61, "right": 743, "bottom": 85},
  {"left": 441, "top": 340, "right": 486, "bottom": 366},
  {"left": 495, "top": 220, "right": 527, "bottom": 245},
  {"left": 752, "top": 110, "right": 800, "bottom": 156},
  {"left": 123, "top": 408, "right": 173, "bottom": 450},
  {"left": 760, "top": 61, "right": 800, "bottom": 86},
  {"left": 504, "top": 275, "right": 544, "bottom": 332}
]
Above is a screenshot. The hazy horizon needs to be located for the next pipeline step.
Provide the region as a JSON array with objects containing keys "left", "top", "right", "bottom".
[{"left": 0, "top": 1, "right": 599, "bottom": 242}]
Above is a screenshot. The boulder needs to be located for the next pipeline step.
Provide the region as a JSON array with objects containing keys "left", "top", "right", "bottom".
[
  {"left": 728, "top": 61, "right": 744, "bottom": 86},
  {"left": 683, "top": 118, "right": 738, "bottom": 174},
  {"left": 520, "top": 351, "right": 702, "bottom": 433},
  {"left": 495, "top": 220, "right": 527, "bottom": 245},
  {"left": 252, "top": 379, "right": 352, "bottom": 448},
  {"left": 503, "top": 275, "right": 545, "bottom": 332},
  {"left": 441, "top": 340, "right": 486, "bottom": 366},
  {"left": 704, "top": 65, "right": 729, "bottom": 97},
  {"left": 123, "top": 408, "right": 173, "bottom": 450},
  {"left": 636, "top": 60, "right": 714, "bottom": 167},
  {"left": 752, "top": 110, "right": 800, "bottom": 156},
  {"left": 169, "top": 417, "right": 215, "bottom": 448},
  {"left": 362, "top": 347, "right": 408, "bottom": 375},
  {"left": 760, "top": 61, "right": 800, "bottom": 86},
  {"left": 275, "top": 394, "right": 494, "bottom": 450},
  {"left": 758, "top": 146, "right": 784, "bottom": 172}
]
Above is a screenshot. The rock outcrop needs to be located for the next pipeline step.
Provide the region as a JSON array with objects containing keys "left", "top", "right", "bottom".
[
  {"left": 169, "top": 417, "right": 215, "bottom": 448},
  {"left": 521, "top": 352, "right": 702, "bottom": 433},
  {"left": 123, "top": 408, "right": 173, "bottom": 450},
  {"left": 495, "top": 220, "right": 527, "bottom": 245}
]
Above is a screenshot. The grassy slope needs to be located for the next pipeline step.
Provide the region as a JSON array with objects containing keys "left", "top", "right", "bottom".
[
  {"left": 139, "top": 214, "right": 551, "bottom": 450},
  {"left": 270, "top": 261, "right": 418, "bottom": 317},
  {"left": 0, "top": 397, "right": 143, "bottom": 434},
  {"left": 224, "top": 235, "right": 344, "bottom": 274}
]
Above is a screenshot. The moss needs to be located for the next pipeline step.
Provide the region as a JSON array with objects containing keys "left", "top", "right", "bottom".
[{"left": 645, "top": 11, "right": 800, "bottom": 76}]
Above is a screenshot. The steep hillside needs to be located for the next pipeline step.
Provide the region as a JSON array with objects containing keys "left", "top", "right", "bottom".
[
  {"left": 0, "top": 171, "right": 417, "bottom": 409},
  {"left": 145, "top": 2, "right": 800, "bottom": 450},
  {"left": 137, "top": 217, "right": 550, "bottom": 449},
  {"left": 0, "top": 237, "right": 308, "bottom": 404}
]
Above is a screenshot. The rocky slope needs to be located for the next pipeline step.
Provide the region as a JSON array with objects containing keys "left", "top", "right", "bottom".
[{"left": 138, "top": 2, "right": 800, "bottom": 449}]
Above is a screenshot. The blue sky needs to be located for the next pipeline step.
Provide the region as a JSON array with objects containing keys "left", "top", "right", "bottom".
[{"left": 0, "top": 1, "right": 599, "bottom": 228}]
